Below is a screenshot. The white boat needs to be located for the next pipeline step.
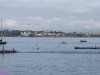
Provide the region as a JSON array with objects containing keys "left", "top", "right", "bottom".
[{"left": 60, "top": 41, "right": 67, "bottom": 44}]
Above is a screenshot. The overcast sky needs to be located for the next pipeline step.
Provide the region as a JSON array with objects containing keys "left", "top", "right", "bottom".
[{"left": 0, "top": 0, "right": 100, "bottom": 32}]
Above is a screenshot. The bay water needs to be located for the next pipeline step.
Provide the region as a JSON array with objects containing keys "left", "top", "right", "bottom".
[{"left": 0, "top": 37, "right": 100, "bottom": 75}]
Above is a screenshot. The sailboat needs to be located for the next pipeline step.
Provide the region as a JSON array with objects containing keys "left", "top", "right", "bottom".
[{"left": 0, "top": 18, "right": 6, "bottom": 44}]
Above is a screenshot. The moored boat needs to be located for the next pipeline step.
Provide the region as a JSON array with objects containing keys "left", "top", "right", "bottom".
[
  {"left": 0, "top": 41, "right": 6, "bottom": 44},
  {"left": 80, "top": 40, "right": 87, "bottom": 42}
]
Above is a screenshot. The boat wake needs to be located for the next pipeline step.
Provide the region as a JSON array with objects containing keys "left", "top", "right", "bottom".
[{"left": 16, "top": 51, "right": 100, "bottom": 54}]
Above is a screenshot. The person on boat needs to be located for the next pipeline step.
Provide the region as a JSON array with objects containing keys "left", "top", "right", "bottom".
[
  {"left": 13, "top": 48, "right": 14, "bottom": 51},
  {"left": 2, "top": 46, "right": 5, "bottom": 52},
  {"left": 9, "top": 50, "right": 10, "bottom": 53}
]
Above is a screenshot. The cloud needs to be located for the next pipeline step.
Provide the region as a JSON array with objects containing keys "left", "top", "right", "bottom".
[
  {"left": 69, "top": 8, "right": 92, "bottom": 13},
  {"left": 9, "top": 2, "right": 94, "bottom": 14},
  {"left": 3, "top": 19, "right": 18, "bottom": 30},
  {"left": 0, "top": 0, "right": 100, "bottom": 32},
  {"left": 88, "top": 3, "right": 100, "bottom": 8},
  {"left": 28, "top": 16, "right": 43, "bottom": 21},
  {"left": 0, "top": 0, "right": 97, "bottom": 14},
  {"left": 3, "top": 19, "right": 33, "bottom": 30},
  {"left": 4, "top": 19, "right": 17, "bottom": 27},
  {"left": 0, "top": 0, "right": 16, "bottom": 3},
  {"left": 2, "top": 16, "right": 100, "bottom": 32}
]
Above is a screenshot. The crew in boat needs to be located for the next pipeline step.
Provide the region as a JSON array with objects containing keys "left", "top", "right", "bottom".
[
  {"left": 13, "top": 48, "right": 14, "bottom": 51},
  {"left": 2, "top": 46, "right": 5, "bottom": 52}
]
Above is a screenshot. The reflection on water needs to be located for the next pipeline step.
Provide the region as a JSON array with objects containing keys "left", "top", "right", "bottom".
[{"left": 0, "top": 37, "right": 100, "bottom": 75}]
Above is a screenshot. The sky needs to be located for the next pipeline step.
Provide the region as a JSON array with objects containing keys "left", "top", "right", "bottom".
[{"left": 0, "top": 0, "right": 100, "bottom": 32}]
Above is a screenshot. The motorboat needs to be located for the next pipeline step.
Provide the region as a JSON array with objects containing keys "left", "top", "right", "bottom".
[
  {"left": 80, "top": 40, "right": 87, "bottom": 42},
  {"left": 0, "top": 41, "right": 6, "bottom": 44},
  {"left": 60, "top": 41, "right": 67, "bottom": 44}
]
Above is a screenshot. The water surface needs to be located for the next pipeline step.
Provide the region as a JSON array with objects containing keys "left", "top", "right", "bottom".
[{"left": 0, "top": 37, "right": 100, "bottom": 75}]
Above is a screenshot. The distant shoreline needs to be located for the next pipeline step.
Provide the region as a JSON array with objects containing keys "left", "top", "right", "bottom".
[{"left": 3, "top": 36, "right": 100, "bottom": 38}]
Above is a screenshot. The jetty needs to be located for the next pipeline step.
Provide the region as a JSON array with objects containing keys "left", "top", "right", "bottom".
[
  {"left": 0, "top": 46, "right": 17, "bottom": 53},
  {"left": 75, "top": 46, "right": 100, "bottom": 49}
]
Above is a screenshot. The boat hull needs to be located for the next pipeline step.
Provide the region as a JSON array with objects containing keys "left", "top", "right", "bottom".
[
  {"left": 0, "top": 42, "right": 6, "bottom": 44},
  {"left": 75, "top": 46, "right": 100, "bottom": 49},
  {"left": 80, "top": 41, "right": 87, "bottom": 42},
  {"left": 0, "top": 50, "right": 17, "bottom": 53}
]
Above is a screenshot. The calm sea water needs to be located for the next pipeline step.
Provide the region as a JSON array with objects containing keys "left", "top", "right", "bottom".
[{"left": 0, "top": 37, "right": 100, "bottom": 75}]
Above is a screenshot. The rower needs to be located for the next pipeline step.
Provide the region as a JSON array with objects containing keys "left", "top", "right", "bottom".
[{"left": 2, "top": 46, "right": 5, "bottom": 52}]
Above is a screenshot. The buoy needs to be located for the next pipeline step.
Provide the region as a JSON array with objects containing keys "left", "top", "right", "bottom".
[{"left": 36, "top": 43, "right": 38, "bottom": 47}]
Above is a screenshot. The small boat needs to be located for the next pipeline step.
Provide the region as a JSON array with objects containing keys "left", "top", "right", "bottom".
[
  {"left": 0, "top": 46, "right": 17, "bottom": 53},
  {"left": 0, "top": 50, "right": 17, "bottom": 53},
  {"left": 80, "top": 40, "right": 87, "bottom": 42},
  {"left": 0, "top": 41, "right": 6, "bottom": 44},
  {"left": 60, "top": 41, "right": 67, "bottom": 44},
  {"left": 75, "top": 46, "right": 100, "bottom": 49}
]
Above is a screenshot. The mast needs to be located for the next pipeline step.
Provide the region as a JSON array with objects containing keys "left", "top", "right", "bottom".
[
  {"left": 1, "top": 18, "right": 2, "bottom": 40},
  {"left": 0, "top": 18, "right": 6, "bottom": 44}
]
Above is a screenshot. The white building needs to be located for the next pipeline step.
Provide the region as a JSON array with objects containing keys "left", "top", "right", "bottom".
[{"left": 20, "top": 31, "right": 30, "bottom": 37}]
